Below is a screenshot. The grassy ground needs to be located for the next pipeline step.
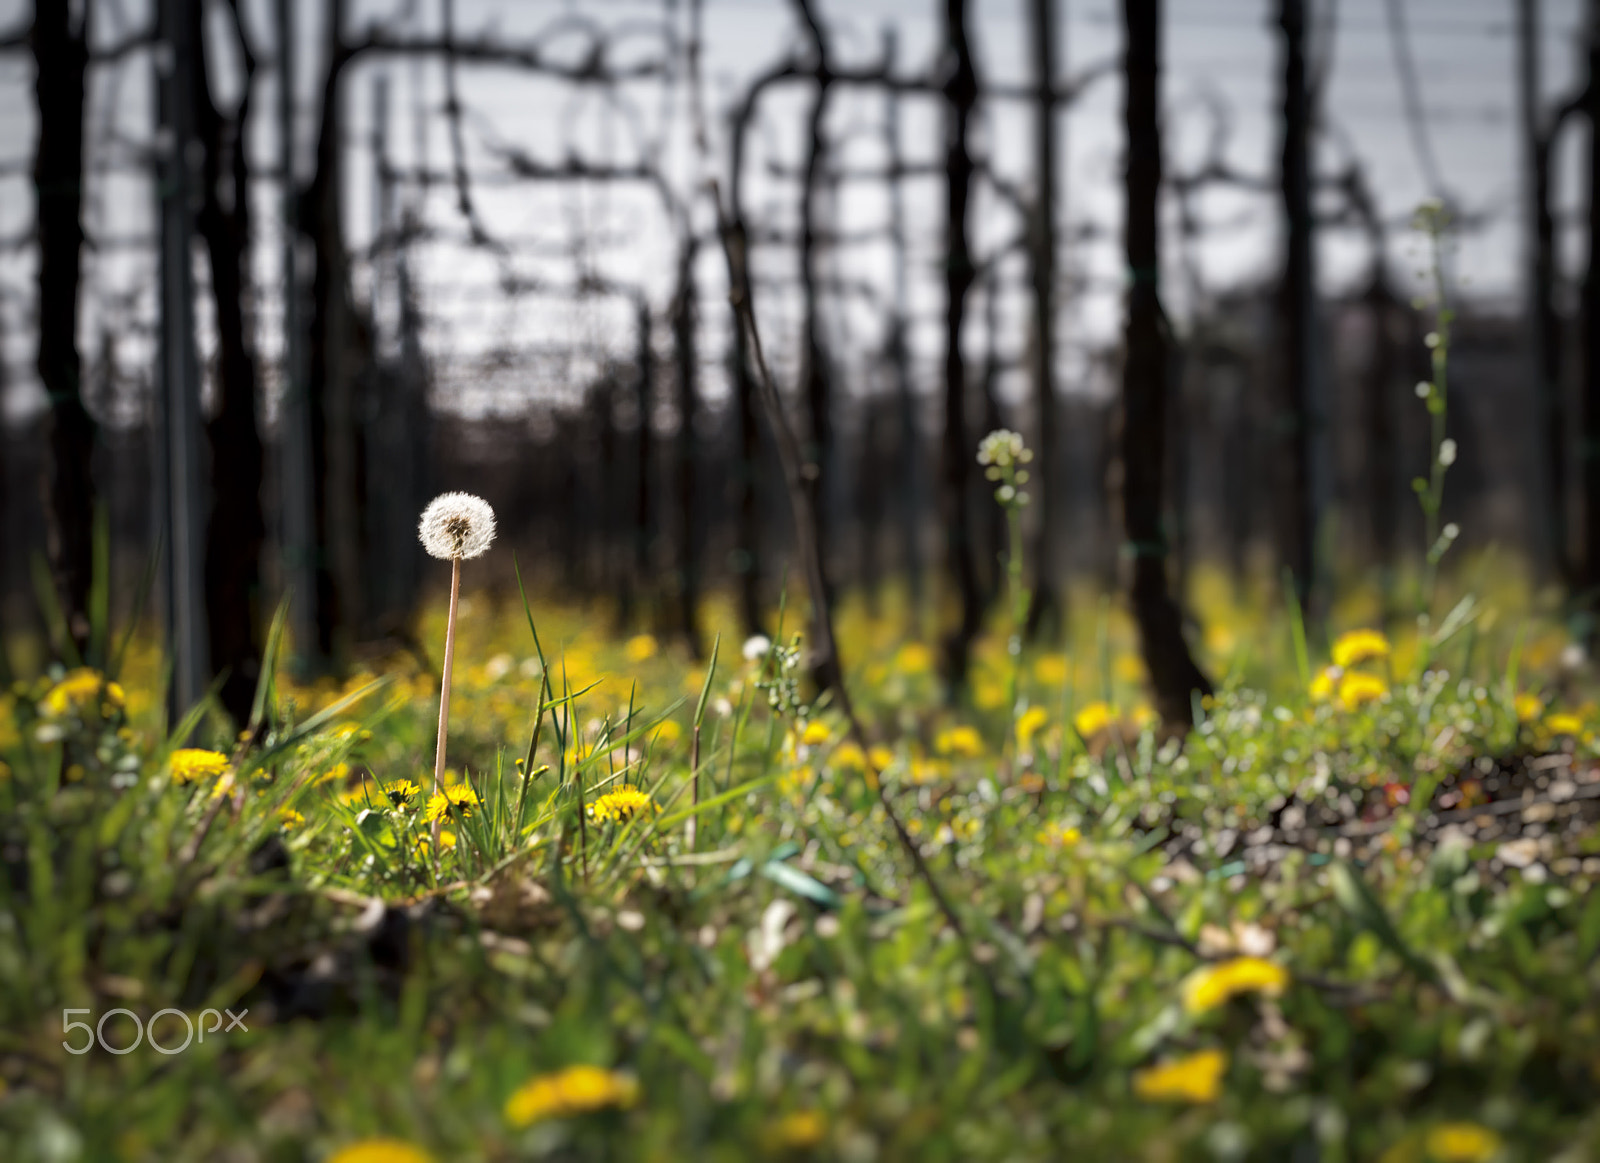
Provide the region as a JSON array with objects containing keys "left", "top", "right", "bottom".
[{"left": 3, "top": 563, "right": 1600, "bottom": 1162}]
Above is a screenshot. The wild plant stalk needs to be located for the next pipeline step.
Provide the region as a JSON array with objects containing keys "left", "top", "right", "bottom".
[
  {"left": 1411, "top": 201, "right": 1460, "bottom": 640},
  {"left": 418, "top": 492, "right": 497, "bottom": 872},
  {"left": 686, "top": 635, "right": 720, "bottom": 851},
  {"left": 431, "top": 556, "right": 461, "bottom": 860},
  {"left": 979, "top": 430, "right": 1034, "bottom": 757}
]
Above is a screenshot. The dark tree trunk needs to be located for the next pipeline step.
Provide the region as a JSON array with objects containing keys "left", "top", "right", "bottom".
[
  {"left": 1583, "top": 0, "right": 1600, "bottom": 596},
  {"left": 728, "top": 68, "right": 768, "bottom": 640},
  {"left": 857, "top": 398, "right": 887, "bottom": 608},
  {"left": 1025, "top": 0, "right": 1062, "bottom": 640},
  {"left": 1120, "top": 0, "right": 1212, "bottom": 726},
  {"left": 978, "top": 272, "right": 1006, "bottom": 607},
  {"left": 1535, "top": 129, "right": 1570, "bottom": 580},
  {"left": 940, "top": 0, "right": 983, "bottom": 692},
  {"left": 302, "top": 0, "right": 352, "bottom": 661},
  {"left": 796, "top": 0, "right": 835, "bottom": 603},
  {"left": 733, "top": 339, "right": 764, "bottom": 636},
  {"left": 1522, "top": 0, "right": 1570, "bottom": 581},
  {"left": 1365, "top": 276, "right": 1399, "bottom": 567},
  {"left": 672, "top": 238, "right": 703, "bottom": 659},
  {"left": 883, "top": 27, "right": 922, "bottom": 620},
  {"left": 1279, "top": 0, "right": 1320, "bottom": 611},
  {"left": 630, "top": 296, "right": 655, "bottom": 627},
  {"left": 1341, "top": 163, "right": 1399, "bottom": 571},
  {"left": 33, "top": 1, "right": 94, "bottom": 659},
  {"left": 194, "top": 2, "right": 267, "bottom": 723}
]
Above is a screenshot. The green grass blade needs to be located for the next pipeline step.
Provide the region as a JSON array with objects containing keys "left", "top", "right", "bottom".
[
  {"left": 88, "top": 505, "right": 110, "bottom": 669},
  {"left": 31, "top": 551, "right": 81, "bottom": 668},
  {"left": 110, "top": 532, "right": 162, "bottom": 681}
]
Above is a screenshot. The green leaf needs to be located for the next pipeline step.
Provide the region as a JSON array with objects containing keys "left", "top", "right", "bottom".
[
  {"left": 760, "top": 859, "right": 840, "bottom": 908},
  {"left": 1328, "top": 860, "right": 1434, "bottom": 982},
  {"left": 1429, "top": 594, "right": 1480, "bottom": 648},
  {"left": 247, "top": 597, "right": 291, "bottom": 740}
]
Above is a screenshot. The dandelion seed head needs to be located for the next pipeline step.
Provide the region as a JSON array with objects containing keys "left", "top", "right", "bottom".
[{"left": 418, "top": 492, "right": 497, "bottom": 560}]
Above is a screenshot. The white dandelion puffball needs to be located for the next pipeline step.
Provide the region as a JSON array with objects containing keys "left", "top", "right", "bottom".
[
  {"left": 419, "top": 492, "right": 497, "bottom": 561},
  {"left": 742, "top": 634, "right": 772, "bottom": 662}
]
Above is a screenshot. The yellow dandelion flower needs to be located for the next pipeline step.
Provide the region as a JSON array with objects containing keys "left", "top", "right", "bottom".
[
  {"left": 1513, "top": 692, "right": 1543, "bottom": 723},
  {"left": 907, "top": 757, "right": 949, "bottom": 785},
  {"left": 1129, "top": 704, "right": 1157, "bottom": 731},
  {"left": 801, "top": 721, "right": 831, "bottom": 746},
  {"left": 588, "top": 785, "right": 655, "bottom": 824},
  {"left": 1110, "top": 656, "right": 1143, "bottom": 686},
  {"left": 563, "top": 741, "right": 599, "bottom": 768},
  {"left": 340, "top": 783, "right": 376, "bottom": 808},
  {"left": 1424, "top": 1123, "right": 1501, "bottom": 1162},
  {"left": 1204, "top": 622, "right": 1238, "bottom": 656},
  {"left": 326, "top": 1139, "right": 434, "bottom": 1163},
  {"left": 778, "top": 765, "right": 816, "bottom": 798},
  {"left": 1546, "top": 712, "right": 1583, "bottom": 736},
  {"left": 624, "top": 634, "right": 659, "bottom": 663},
  {"left": 765, "top": 1109, "right": 827, "bottom": 1150},
  {"left": 423, "top": 784, "right": 480, "bottom": 823},
  {"left": 1309, "top": 667, "right": 1337, "bottom": 702},
  {"left": 169, "top": 749, "right": 230, "bottom": 785},
  {"left": 1039, "top": 822, "right": 1081, "bottom": 848},
  {"left": 1337, "top": 671, "right": 1387, "bottom": 710},
  {"left": 935, "top": 725, "right": 983, "bottom": 758},
  {"left": 1132, "top": 1048, "right": 1227, "bottom": 1104},
  {"left": 383, "top": 779, "right": 421, "bottom": 806},
  {"left": 868, "top": 745, "right": 895, "bottom": 771},
  {"left": 1332, "top": 628, "right": 1391, "bottom": 669},
  {"left": 895, "top": 642, "right": 934, "bottom": 675},
  {"left": 277, "top": 809, "right": 305, "bottom": 830},
  {"left": 973, "top": 678, "right": 1007, "bottom": 710},
  {"left": 503, "top": 1064, "right": 639, "bottom": 1128},
  {"left": 651, "top": 720, "right": 682, "bottom": 746},
  {"left": 1034, "top": 654, "right": 1069, "bottom": 686},
  {"left": 414, "top": 828, "right": 457, "bottom": 856},
  {"left": 41, "top": 668, "right": 123, "bottom": 719},
  {"left": 311, "top": 761, "right": 351, "bottom": 786},
  {"left": 1181, "top": 956, "right": 1290, "bottom": 1015},
  {"left": 1016, "top": 706, "right": 1049, "bottom": 748},
  {"left": 1073, "top": 701, "right": 1115, "bottom": 738},
  {"left": 831, "top": 742, "right": 866, "bottom": 770}
]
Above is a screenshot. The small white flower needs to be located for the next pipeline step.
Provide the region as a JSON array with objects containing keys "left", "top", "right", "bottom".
[
  {"left": 1442, "top": 522, "right": 1460, "bottom": 540},
  {"left": 1438, "top": 439, "right": 1457, "bottom": 466},
  {"left": 742, "top": 634, "right": 772, "bottom": 662},
  {"left": 418, "top": 492, "right": 496, "bottom": 560},
  {"left": 1415, "top": 381, "right": 1432, "bottom": 398}
]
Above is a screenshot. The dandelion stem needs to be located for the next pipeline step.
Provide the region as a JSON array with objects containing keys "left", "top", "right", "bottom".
[{"left": 431, "top": 554, "right": 462, "bottom": 867}]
